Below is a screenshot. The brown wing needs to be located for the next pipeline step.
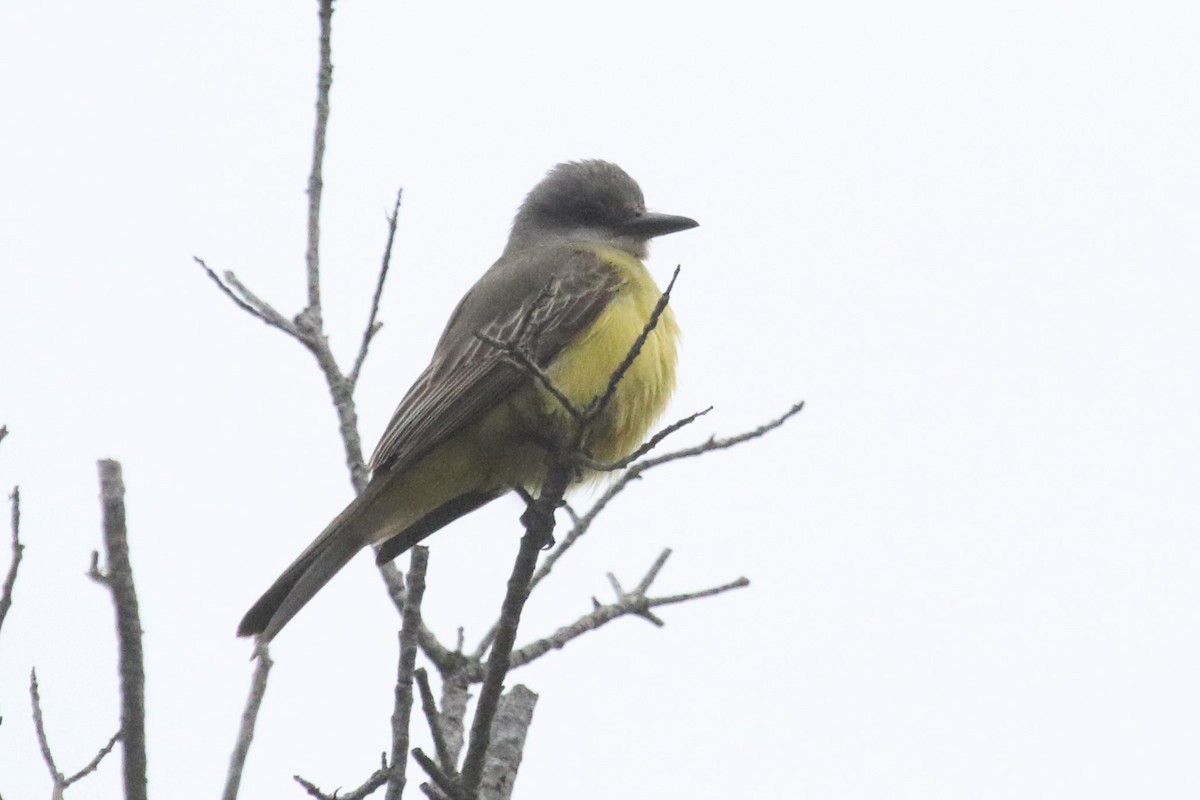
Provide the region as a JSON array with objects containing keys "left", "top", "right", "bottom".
[{"left": 368, "top": 246, "right": 621, "bottom": 476}]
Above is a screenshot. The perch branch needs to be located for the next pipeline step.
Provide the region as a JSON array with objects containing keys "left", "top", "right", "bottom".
[{"left": 458, "top": 460, "right": 571, "bottom": 797}]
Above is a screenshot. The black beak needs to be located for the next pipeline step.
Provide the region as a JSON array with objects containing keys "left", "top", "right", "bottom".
[{"left": 619, "top": 211, "right": 699, "bottom": 239}]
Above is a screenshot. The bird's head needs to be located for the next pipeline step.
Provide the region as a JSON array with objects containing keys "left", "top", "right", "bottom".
[{"left": 507, "top": 160, "right": 698, "bottom": 258}]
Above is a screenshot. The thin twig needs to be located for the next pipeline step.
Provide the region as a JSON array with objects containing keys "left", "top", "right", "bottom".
[
  {"left": 584, "top": 266, "right": 680, "bottom": 423},
  {"left": 224, "top": 271, "right": 306, "bottom": 339},
  {"left": 576, "top": 406, "right": 712, "bottom": 472},
  {"left": 30, "top": 669, "right": 122, "bottom": 795},
  {"left": 351, "top": 188, "right": 404, "bottom": 388},
  {"left": 386, "top": 547, "right": 430, "bottom": 800},
  {"left": 0, "top": 486, "right": 22, "bottom": 640},
  {"left": 221, "top": 642, "right": 274, "bottom": 800},
  {"left": 29, "top": 669, "right": 61, "bottom": 784},
  {"left": 633, "top": 547, "right": 672, "bottom": 595},
  {"left": 473, "top": 331, "right": 583, "bottom": 422},
  {"left": 528, "top": 400, "right": 803, "bottom": 594},
  {"left": 193, "top": 257, "right": 273, "bottom": 326},
  {"left": 647, "top": 577, "right": 752, "bottom": 607},
  {"left": 96, "top": 460, "right": 147, "bottom": 800},
  {"left": 415, "top": 668, "right": 455, "bottom": 775},
  {"left": 305, "top": 0, "right": 335, "bottom": 317},
  {"left": 64, "top": 730, "right": 123, "bottom": 789},
  {"left": 465, "top": 551, "right": 749, "bottom": 681},
  {"left": 295, "top": 754, "right": 391, "bottom": 800},
  {"left": 471, "top": 401, "right": 803, "bottom": 657}
]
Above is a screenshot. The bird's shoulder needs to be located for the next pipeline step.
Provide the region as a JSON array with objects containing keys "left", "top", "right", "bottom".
[{"left": 435, "top": 243, "right": 625, "bottom": 359}]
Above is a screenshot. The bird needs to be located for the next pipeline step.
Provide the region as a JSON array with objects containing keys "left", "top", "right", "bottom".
[{"left": 237, "top": 160, "right": 697, "bottom": 642}]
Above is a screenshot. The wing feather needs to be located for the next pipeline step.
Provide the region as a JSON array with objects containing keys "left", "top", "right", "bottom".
[{"left": 368, "top": 247, "right": 620, "bottom": 476}]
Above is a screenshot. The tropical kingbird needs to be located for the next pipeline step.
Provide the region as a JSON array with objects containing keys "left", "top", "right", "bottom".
[{"left": 238, "top": 160, "right": 697, "bottom": 642}]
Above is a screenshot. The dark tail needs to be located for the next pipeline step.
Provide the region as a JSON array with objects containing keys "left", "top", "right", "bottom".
[
  {"left": 238, "top": 486, "right": 507, "bottom": 642},
  {"left": 237, "top": 527, "right": 365, "bottom": 642}
]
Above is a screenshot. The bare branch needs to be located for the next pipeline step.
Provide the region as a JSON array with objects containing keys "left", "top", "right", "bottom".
[
  {"left": 415, "top": 669, "right": 455, "bottom": 776},
  {"left": 222, "top": 642, "right": 274, "bottom": 800},
  {"left": 223, "top": 271, "right": 306, "bottom": 337},
  {"left": 30, "top": 669, "right": 122, "bottom": 796},
  {"left": 647, "top": 577, "right": 752, "bottom": 607},
  {"left": 467, "top": 550, "right": 749, "bottom": 681},
  {"left": 64, "top": 730, "right": 122, "bottom": 789},
  {"left": 379, "top": 561, "right": 458, "bottom": 674},
  {"left": 633, "top": 547, "right": 672, "bottom": 595},
  {"left": 351, "top": 189, "right": 404, "bottom": 388},
  {"left": 193, "top": 257, "right": 304, "bottom": 340},
  {"left": 194, "top": 257, "right": 273, "bottom": 324},
  {"left": 29, "top": 669, "right": 61, "bottom": 785},
  {"left": 386, "top": 547, "right": 430, "bottom": 800},
  {"left": 296, "top": 754, "right": 391, "bottom": 800},
  {"left": 576, "top": 406, "right": 712, "bottom": 472},
  {"left": 305, "top": 0, "right": 335, "bottom": 317},
  {"left": 95, "top": 459, "right": 147, "bottom": 800},
  {"left": 469, "top": 398, "right": 796, "bottom": 659},
  {"left": 635, "top": 400, "right": 805, "bottom": 471},
  {"left": 0, "top": 486, "right": 22, "bottom": 640},
  {"left": 526, "top": 400, "right": 804, "bottom": 594}
]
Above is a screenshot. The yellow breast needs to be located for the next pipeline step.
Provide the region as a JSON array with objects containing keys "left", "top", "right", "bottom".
[{"left": 542, "top": 245, "right": 680, "bottom": 463}]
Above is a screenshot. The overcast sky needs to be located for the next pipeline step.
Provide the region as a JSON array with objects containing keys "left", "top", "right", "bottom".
[{"left": 2, "top": 1, "right": 1198, "bottom": 798}]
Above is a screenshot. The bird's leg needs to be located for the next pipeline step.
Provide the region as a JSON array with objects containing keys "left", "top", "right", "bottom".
[
  {"left": 509, "top": 484, "right": 557, "bottom": 549},
  {"left": 518, "top": 501, "right": 559, "bottom": 550},
  {"left": 518, "top": 456, "right": 572, "bottom": 550}
]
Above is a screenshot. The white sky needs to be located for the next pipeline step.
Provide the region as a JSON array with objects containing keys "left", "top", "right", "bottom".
[{"left": 2, "top": 1, "right": 1198, "bottom": 798}]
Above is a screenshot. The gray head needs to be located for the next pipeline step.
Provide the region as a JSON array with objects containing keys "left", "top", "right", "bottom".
[{"left": 506, "top": 160, "right": 698, "bottom": 258}]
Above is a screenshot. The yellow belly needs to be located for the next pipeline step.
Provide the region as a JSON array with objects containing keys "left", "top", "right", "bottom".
[{"left": 538, "top": 245, "right": 679, "bottom": 463}]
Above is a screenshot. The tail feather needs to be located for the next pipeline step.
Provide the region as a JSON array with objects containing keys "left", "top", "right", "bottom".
[
  {"left": 238, "top": 485, "right": 508, "bottom": 642},
  {"left": 237, "top": 530, "right": 364, "bottom": 641}
]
